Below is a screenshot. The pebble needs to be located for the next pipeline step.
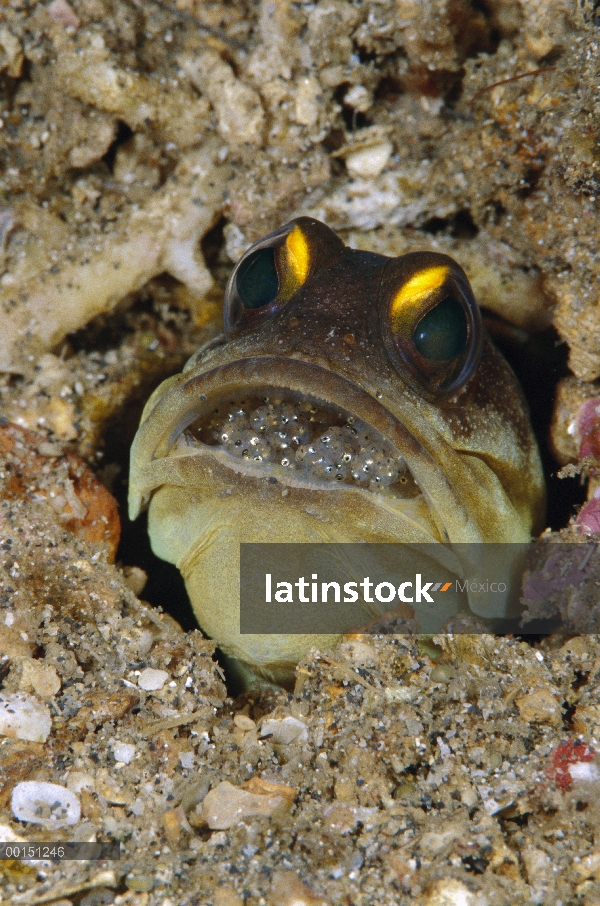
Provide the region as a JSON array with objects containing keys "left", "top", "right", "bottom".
[
  {"left": 126, "top": 874, "right": 154, "bottom": 892},
  {"left": 233, "top": 714, "right": 256, "bottom": 731},
  {"left": 515, "top": 685, "right": 562, "bottom": 726},
  {"left": 0, "top": 692, "right": 51, "bottom": 742},
  {"left": 120, "top": 565, "right": 148, "bottom": 597},
  {"left": 574, "top": 847, "right": 600, "bottom": 881},
  {"left": 11, "top": 781, "right": 81, "bottom": 827},
  {"left": 212, "top": 888, "right": 244, "bottom": 906},
  {"left": 430, "top": 665, "right": 456, "bottom": 683},
  {"left": 179, "top": 751, "right": 195, "bottom": 769},
  {"left": 202, "top": 780, "right": 295, "bottom": 830},
  {"left": 7, "top": 656, "right": 61, "bottom": 698},
  {"left": 46, "top": 0, "right": 81, "bottom": 30},
  {"left": 260, "top": 716, "right": 308, "bottom": 745},
  {"left": 294, "top": 76, "right": 321, "bottom": 127},
  {"left": 66, "top": 771, "right": 95, "bottom": 794},
  {"left": 422, "top": 878, "right": 488, "bottom": 905},
  {"left": 345, "top": 141, "right": 392, "bottom": 179},
  {"left": 269, "top": 870, "right": 329, "bottom": 906},
  {"left": 137, "top": 668, "right": 169, "bottom": 691},
  {"left": 339, "top": 639, "right": 378, "bottom": 666},
  {"left": 322, "top": 803, "right": 378, "bottom": 834},
  {"left": 80, "top": 890, "right": 115, "bottom": 906}
]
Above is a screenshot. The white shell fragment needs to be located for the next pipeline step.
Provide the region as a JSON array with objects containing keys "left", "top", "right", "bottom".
[
  {"left": 0, "top": 693, "right": 52, "bottom": 742},
  {"left": 137, "top": 668, "right": 169, "bottom": 691},
  {"left": 11, "top": 781, "right": 81, "bottom": 827},
  {"left": 260, "top": 716, "right": 308, "bottom": 745}
]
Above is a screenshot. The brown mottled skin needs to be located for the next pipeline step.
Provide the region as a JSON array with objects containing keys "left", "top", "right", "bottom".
[{"left": 129, "top": 218, "right": 545, "bottom": 686}]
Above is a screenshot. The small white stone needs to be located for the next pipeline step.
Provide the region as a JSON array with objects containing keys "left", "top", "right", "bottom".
[
  {"left": 0, "top": 693, "right": 51, "bottom": 742},
  {"left": 422, "top": 877, "right": 486, "bottom": 905},
  {"left": 179, "top": 751, "right": 195, "bottom": 769},
  {"left": 260, "top": 716, "right": 308, "bottom": 745},
  {"left": 131, "top": 798, "right": 145, "bottom": 817},
  {"left": 112, "top": 742, "right": 136, "bottom": 764},
  {"left": 0, "top": 823, "right": 27, "bottom": 843},
  {"left": 569, "top": 761, "right": 600, "bottom": 783},
  {"left": 344, "top": 84, "right": 371, "bottom": 112},
  {"left": 345, "top": 141, "right": 393, "bottom": 179},
  {"left": 137, "top": 668, "right": 169, "bottom": 691},
  {"left": 0, "top": 823, "right": 45, "bottom": 864},
  {"left": 233, "top": 714, "right": 256, "bottom": 731},
  {"left": 11, "top": 781, "right": 81, "bottom": 827},
  {"left": 294, "top": 76, "right": 321, "bottom": 127}
]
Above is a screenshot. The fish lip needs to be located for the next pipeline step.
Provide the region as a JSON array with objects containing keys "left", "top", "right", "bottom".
[{"left": 129, "top": 355, "right": 464, "bottom": 526}]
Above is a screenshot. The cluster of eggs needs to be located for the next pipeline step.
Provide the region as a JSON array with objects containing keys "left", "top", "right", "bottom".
[{"left": 190, "top": 397, "right": 412, "bottom": 490}]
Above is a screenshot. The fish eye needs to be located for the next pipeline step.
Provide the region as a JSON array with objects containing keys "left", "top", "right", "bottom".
[
  {"left": 224, "top": 221, "right": 316, "bottom": 331},
  {"left": 413, "top": 296, "right": 468, "bottom": 362},
  {"left": 235, "top": 247, "right": 279, "bottom": 310},
  {"left": 381, "top": 256, "right": 483, "bottom": 396}
]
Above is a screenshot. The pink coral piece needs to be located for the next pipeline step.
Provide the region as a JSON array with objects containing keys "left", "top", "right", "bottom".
[
  {"left": 46, "top": 0, "right": 80, "bottom": 29},
  {"left": 576, "top": 494, "right": 600, "bottom": 535},
  {"left": 576, "top": 398, "right": 600, "bottom": 461},
  {"left": 521, "top": 545, "right": 593, "bottom": 601}
]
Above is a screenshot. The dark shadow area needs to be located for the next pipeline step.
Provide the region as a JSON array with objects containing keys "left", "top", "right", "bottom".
[
  {"left": 201, "top": 216, "right": 227, "bottom": 271},
  {"left": 101, "top": 120, "right": 134, "bottom": 174},
  {"left": 486, "top": 319, "right": 586, "bottom": 530},
  {"left": 334, "top": 84, "right": 371, "bottom": 132},
  {"left": 422, "top": 209, "right": 479, "bottom": 239},
  {"left": 65, "top": 291, "right": 203, "bottom": 631},
  {"left": 118, "top": 510, "right": 197, "bottom": 632},
  {"left": 374, "top": 75, "right": 404, "bottom": 104}
]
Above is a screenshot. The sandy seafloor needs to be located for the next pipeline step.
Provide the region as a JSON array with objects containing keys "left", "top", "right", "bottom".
[{"left": 3, "top": 0, "right": 600, "bottom": 903}]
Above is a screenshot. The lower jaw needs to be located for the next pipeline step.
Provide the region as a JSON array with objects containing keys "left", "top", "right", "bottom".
[{"left": 146, "top": 480, "right": 442, "bottom": 683}]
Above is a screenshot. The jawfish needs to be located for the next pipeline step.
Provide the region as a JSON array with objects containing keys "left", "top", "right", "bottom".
[{"left": 129, "top": 218, "right": 545, "bottom": 686}]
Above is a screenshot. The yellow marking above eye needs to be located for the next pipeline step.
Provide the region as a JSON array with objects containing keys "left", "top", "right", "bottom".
[
  {"left": 285, "top": 225, "right": 310, "bottom": 285},
  {"left": 390, "top": 265, "right": 449, "bottom": 330}
]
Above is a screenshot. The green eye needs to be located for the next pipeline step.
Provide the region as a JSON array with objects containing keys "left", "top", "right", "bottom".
[
  {"left": 236, "top": 248, "right": 279, "bottom": 310},
  {"left": 413, "top": 296, "right": 467, "bottom": 361}
]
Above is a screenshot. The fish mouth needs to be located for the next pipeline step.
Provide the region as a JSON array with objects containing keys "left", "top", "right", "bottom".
[
  {"left": 180, "top": 388, "right": 421, "bottom": 497},
  {"left": 129, "top": 355, "right": 465, "bottom": 532}
]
